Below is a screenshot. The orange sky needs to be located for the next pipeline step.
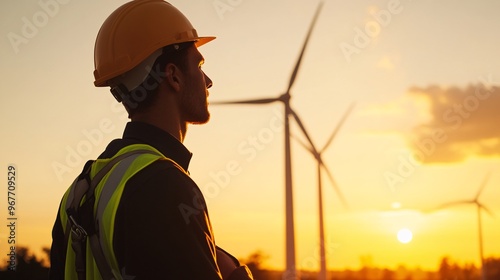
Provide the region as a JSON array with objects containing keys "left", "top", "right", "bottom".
[{"left": 1, "top": 0, "right": 500, "bottom": 272}]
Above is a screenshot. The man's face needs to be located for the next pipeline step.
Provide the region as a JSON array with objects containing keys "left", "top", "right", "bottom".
[{"left": 179, "top": 45, "right": 213, "bottom": 125}]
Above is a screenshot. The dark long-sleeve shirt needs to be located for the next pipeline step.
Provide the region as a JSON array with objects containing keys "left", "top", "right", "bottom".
[{"left": 50, "top": 121, "right": 225, "bottom": 279}]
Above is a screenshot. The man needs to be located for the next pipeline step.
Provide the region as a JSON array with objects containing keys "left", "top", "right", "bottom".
[{"left": 50, "top": 1, "right": 253, "bottom": 279}]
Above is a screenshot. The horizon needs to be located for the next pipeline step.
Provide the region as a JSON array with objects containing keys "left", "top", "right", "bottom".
[
  {"left": 1, "top": 0, "right": 500, "bottom": 274},
  {"left": 2, "top": 245, "right": 499, "bottom": 273}
]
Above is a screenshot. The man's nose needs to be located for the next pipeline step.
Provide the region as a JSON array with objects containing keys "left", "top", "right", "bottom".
[{"left": 204, "top": 71, "right": 212, "bottom": 89}]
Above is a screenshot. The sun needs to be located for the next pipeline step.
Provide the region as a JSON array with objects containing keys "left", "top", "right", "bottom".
[{"left": 397, "top": 228, "right": 413, "bottom": 244}]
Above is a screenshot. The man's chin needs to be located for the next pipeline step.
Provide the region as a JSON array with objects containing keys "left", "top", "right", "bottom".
[{"left": 189, "top": 113, "right": 210, "bottom": 125}]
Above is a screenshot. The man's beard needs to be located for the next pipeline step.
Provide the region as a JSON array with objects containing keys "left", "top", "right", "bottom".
[{"left": 180, "top": 90, "right": 210, "bottom": 125}]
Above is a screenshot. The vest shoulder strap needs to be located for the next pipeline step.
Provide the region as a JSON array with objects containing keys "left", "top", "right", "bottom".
[{"left": 64, "top": 145, "right": 172, "bottom": 280}]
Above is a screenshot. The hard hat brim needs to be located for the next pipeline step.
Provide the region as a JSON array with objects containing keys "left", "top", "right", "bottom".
[
  {"left": 194, "top": 36, "right": 216, "bottom": 48},
  {"left": 94, "top": 36, "right": 215, "bottom": 87}
]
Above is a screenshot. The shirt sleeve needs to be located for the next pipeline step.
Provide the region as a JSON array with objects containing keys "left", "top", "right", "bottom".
[
  {"left": 217, "top": 247, "right": 254, "bottom": 280},
  {"left": 113, "top": 160, "right": 223, "bottom": 280}
]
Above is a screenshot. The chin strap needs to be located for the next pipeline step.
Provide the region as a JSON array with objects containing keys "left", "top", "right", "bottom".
[{"left": 110, "top": 83, "right": 129, "bottom": 103}]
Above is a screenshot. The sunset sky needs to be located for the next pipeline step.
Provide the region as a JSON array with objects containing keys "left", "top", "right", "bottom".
[{"left": 1, "top": 0, "right": 500, "bottom": 273}]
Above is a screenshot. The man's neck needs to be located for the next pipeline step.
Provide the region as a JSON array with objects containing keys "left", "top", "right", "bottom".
[{"left": 131, "top": 114, "right": 187, "bottom": 143}]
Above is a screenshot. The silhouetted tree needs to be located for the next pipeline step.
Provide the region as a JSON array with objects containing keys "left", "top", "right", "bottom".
[
  {"left": 439, "top": 257, "right": 449, "bottom": 279},
  {"left": 438, "top": 256, "right": 480, "bottom": 280},
  {"left": 240, "top": 250, "right": 272, "bottom": 279},
  {"left": 382, "top": 268, "right": 395, "bottom": 280},
  {"left": 484, "top": 257, "right": 500, "bottom": 280},
  {"left": 0, "top": 246, "right": 49, "bottom": 280},
  {"left": 42, "top": 246, "right": 51, "bottom": 267}
]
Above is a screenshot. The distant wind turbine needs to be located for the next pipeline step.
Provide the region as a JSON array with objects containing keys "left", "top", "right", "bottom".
[
  {"left": 432, "top": 172, "right": 495, "bottom": 280},
  {"left": 211, "top": 2, "right": 325, "bottom": 279},
  {"left": 292, "top": 103, "right": 354, "bottom": 280}
]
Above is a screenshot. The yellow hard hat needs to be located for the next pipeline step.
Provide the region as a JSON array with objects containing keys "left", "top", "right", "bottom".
[{"left": 93, "top": 0, "right": 215, "bottom": 87}]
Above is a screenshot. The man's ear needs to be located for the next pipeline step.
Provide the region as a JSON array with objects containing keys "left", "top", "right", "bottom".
[{"left": 164, "top": 63, "right": 182, "bottom": 92}]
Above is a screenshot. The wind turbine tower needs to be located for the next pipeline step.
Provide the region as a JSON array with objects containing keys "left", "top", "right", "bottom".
[
  {"left": 212, "top": 2, "right": 325, "bottom": 279},
  {"left": 292, "top": 104, "right": 354, "bottom": 280},
  {"left": 433, "top": 173, "right": 495, "bottom": 280}
]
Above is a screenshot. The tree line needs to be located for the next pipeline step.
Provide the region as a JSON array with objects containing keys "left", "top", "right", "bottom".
[{"left": 1, "top": 247, "right": 499, "bottom": 280}]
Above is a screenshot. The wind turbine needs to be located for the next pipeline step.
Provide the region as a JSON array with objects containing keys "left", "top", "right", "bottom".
[
  {"left": 212, "top": 2, "right": 324, "bottom": 278},
  {"left": 432, "top": 172, "right": 495, "bottom": 280},
  {"left": 291, "top": 103, "right": 354, "bottom": 280}
]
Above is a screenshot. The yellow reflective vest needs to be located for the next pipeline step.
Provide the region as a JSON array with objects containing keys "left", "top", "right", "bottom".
[{"left": 59, "top": 144, "right": 185, "bottom": 280}]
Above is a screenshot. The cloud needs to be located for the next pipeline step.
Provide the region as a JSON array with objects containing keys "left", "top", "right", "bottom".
[{"left": 406, "top": 84, "right": 500, "bottom": 163}]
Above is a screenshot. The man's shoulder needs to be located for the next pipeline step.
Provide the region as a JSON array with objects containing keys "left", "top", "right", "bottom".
[
  {"left": 118, "top": 155, "right": 207, "bottom": 222},
  {"left": 124, "top": 159, "right": 197, "bottom": 197},
  {"left": 97, "top": 139, "right": 197, "bottom": 196},
  {"left": 97, "top": 138, "right": 136, "bottom": 159}
]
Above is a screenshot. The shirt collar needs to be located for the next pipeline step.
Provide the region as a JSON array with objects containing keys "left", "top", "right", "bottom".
[{"left": 119, "top": 121, "right": 193, "bottom": 171}]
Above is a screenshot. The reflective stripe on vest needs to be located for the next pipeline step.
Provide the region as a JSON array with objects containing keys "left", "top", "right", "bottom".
[{"left": 59, "top": 144, "right": 187, "bottom": 280}]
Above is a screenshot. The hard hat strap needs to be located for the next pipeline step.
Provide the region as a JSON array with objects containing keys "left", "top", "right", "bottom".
[{"left": 110, "top": 84, "right": 127, "bottom": 103}]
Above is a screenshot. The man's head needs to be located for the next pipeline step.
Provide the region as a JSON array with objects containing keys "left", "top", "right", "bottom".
[
  {"left": 173, "top": 43, "right": 213, "bottom": 125},
  {"left": 93, "top": 0, "right": 214, "bottom": 121},
  {"left": 152, "top": 41, "right": 213, "bottom": 125}
]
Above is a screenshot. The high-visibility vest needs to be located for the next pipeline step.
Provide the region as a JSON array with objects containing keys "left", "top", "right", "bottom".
[{"left": 59, "top": 144, "right": 186, "bottom": 280}]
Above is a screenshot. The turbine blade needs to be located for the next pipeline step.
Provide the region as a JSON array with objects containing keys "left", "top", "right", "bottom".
[
  {"left": 427, "top": 200, "right": 474, "bottom": 213},
  {"left": 211, "top": 97, "right": 280, "bottom": 105},
  {"left": 475, "top": 171, "right": 491, "bottom": 200},
  {"left": 291, "top": 133, "right": 315, "bottom": 155},
  {"left": 478, "top": 203, "right": 495, "bottom": 218},
  {"left": 290, "top": 108, "right": 318, "bottom": 154},
  {"left": 322, "top": 162, "right": 349, "bottom": 209},
  {"left": 321, "top": 102, "right": 356, "bottom": 153},
  {"left": 286, "top": 1, "right": 324, "bottom": 93}
]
